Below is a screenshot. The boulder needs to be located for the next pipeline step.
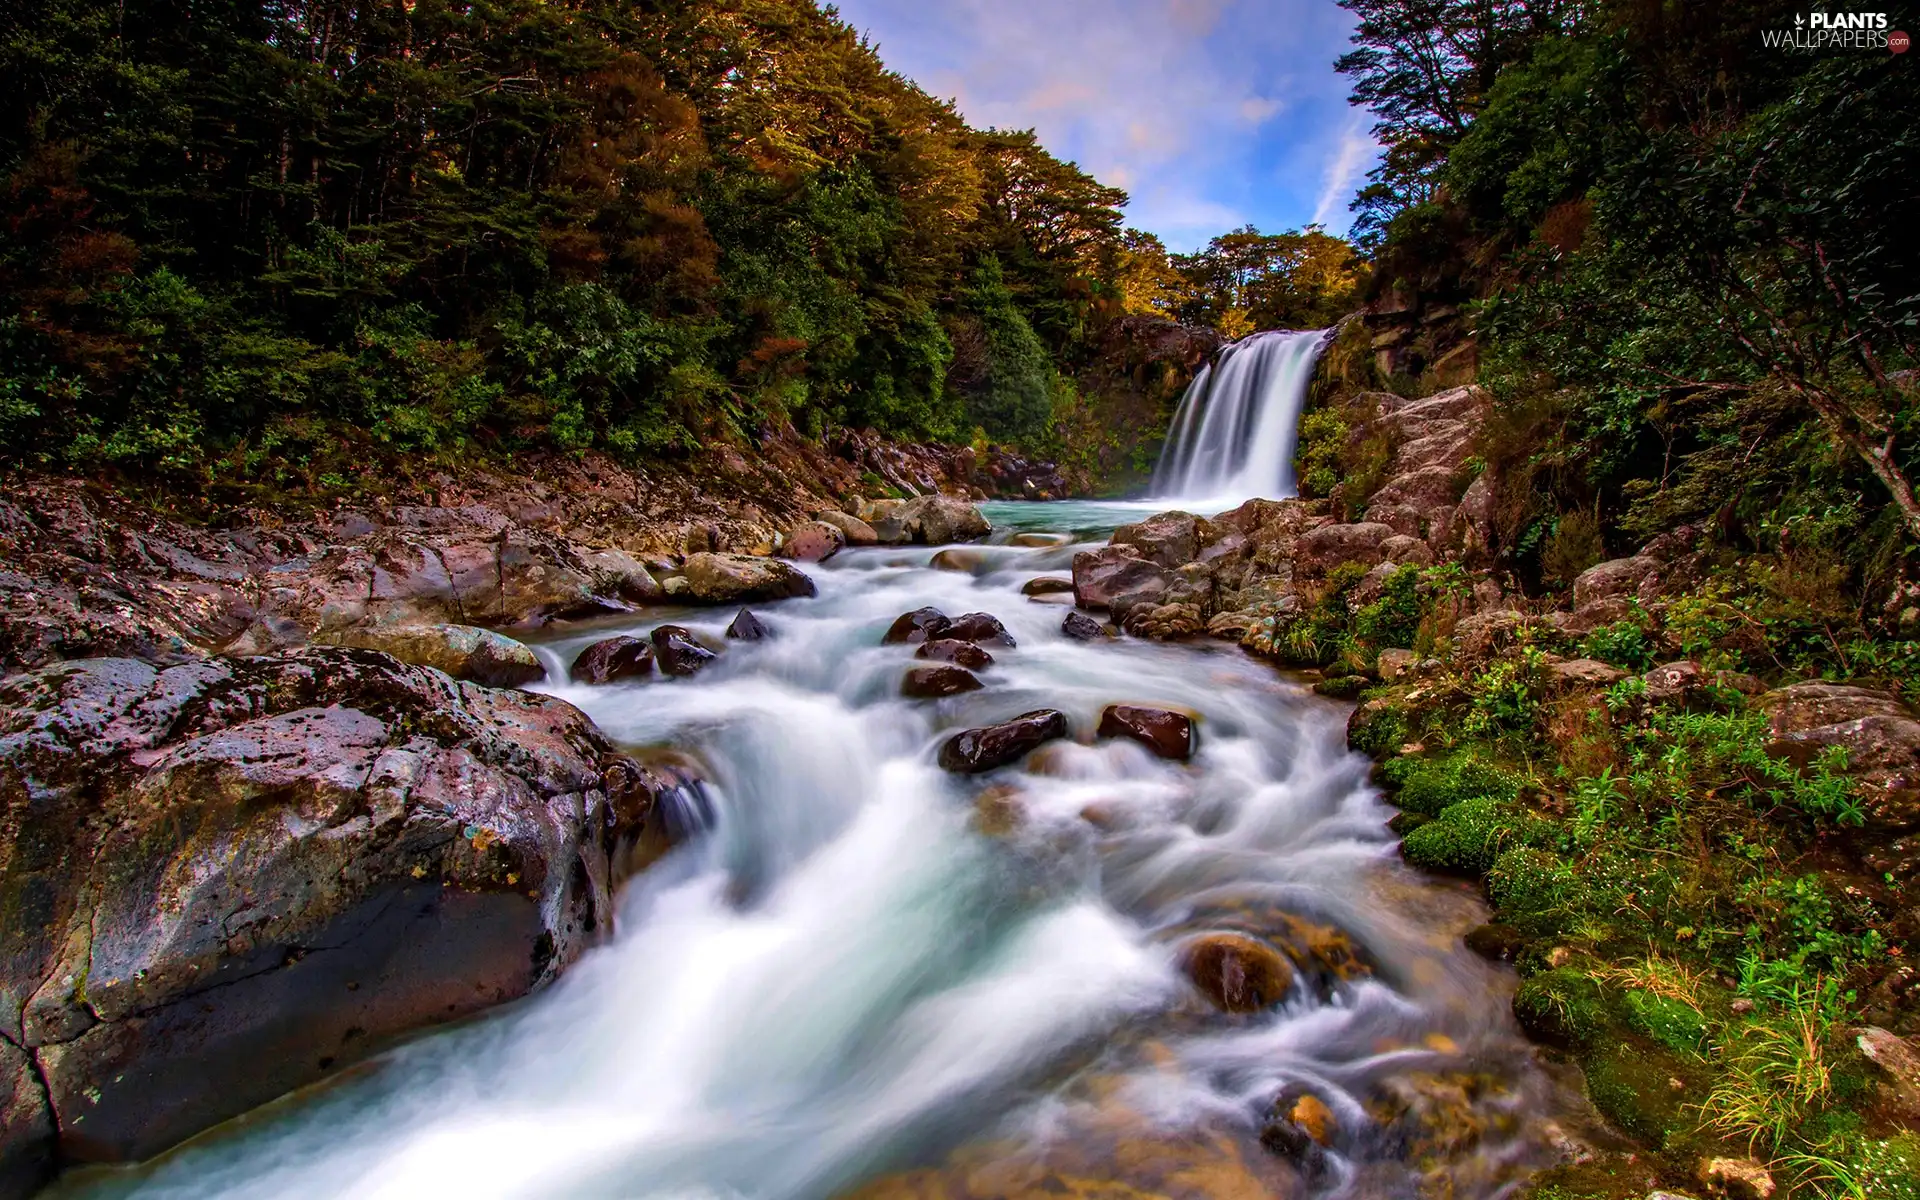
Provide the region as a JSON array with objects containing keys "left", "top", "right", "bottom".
[
  {"left": 861, "top": 499, "right": 913, "bottom": 544},
  {"left": 1180, "top": 933, "right": 1294, "bottom": 1013},
  {"left": 945, "top": 612, "right": 1015, "bottom": 647},
  {"left": 569, "top": 635, "right": 655, "bottom": 684},
  {"left": 916, "top": 640, "right": 995, "bottom": 670},
  {"left": 883, "top": 607, "right": 951, "bottom": 645},
  {"left": 323, "top": 623, "right": 545, "bottom": 688},
  {"left": 650, "top": 625, "right": 717, "bottom": 677},
  {"left": 1295, "top": 522, "right": 1397, "bottom": 578},
  {"left": 0, "top": 649, "right": 694, "bottom": 1174},
  {"left": 902, "top": 665, "right": 983, "bottom": 699},
  {"left": 937, "top": 709, "right": 1071, "bottom": 774},
  {"left": 782, "top": 521, "right": 845, "bottom": 563},
  {"left": 1761, "top": 683, "right": 1920, "bottom": 832},
  {"left": 900, "top": 495, "right": 990, "bottom": 545},
  {"left": 1071, "top": 547, "right": 1175, "bottom": 611},
  {"left": 929, "top": 548, "right": 989, "bottom": 573},
  {"left": 1062, "top": 612, "right": 1105, "bottom": 641},
  {"left": 1379, "top": 534, "right": 1435, "bottom": 566},
  {"left": 678, "top": 553, "right": 816, "bottom": 604},
  {"left": 1120, "top": 603, "right": 1206, "bottom": 641},
  {"left": 1572, "top": 556, "right": 1659, "bottom": 611},
  {"left": 815, "top": 510, "right": 878, "bottom": 546},
  {"left": 1260, "top": 1087, "right": 1336, "bottom": 1170},
  {"left": 1010, "top": 533, "right": 1069, "bottom": 548},
  {"left": 1642, "top": 660, "right": 1709, "bottom": 706},
  {"left": 1549, "top": 658, "right": 1629, "bottom": 688},
  {"left": 1021, "top": 577, "right": 1074, "bottom": 596},
  {"left": 1097, "top": 705, "right": 1195, "bottom": 760},
  {"left": 1111, "top": 511, "right": 1217, "bottom": 568},
  {"left": 1697, "top": 1156, "right": 1775, "bottom": 1200},
  {"left": 726, "top": 608, "right": 772, "bottom": 641}
]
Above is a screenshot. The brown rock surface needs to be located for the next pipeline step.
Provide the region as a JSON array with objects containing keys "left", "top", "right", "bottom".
[{"left": 1097, "top": 705, "right": 1195, "bottom": 760}]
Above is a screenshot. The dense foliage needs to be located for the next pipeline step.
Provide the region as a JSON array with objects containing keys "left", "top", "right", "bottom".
[{"left": 0, "top": 0, "right": 1360, "bottom": 496}]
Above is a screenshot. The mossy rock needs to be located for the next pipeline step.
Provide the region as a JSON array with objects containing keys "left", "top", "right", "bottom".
[
  {"left": 1402, "top": 795, "right": 1540, "bottom": 876},
  {"left": 1381, "top": 752, "right": 1523, "bottom": 818},
  {"left": 1619, "top": 988, "right": 1708, "bottom": 1056},
  {"left": 1487, "top": 846, "right": 1580, "bottom": 935},
  {"left": 1513, "top": 968, "right": 1606, "bottom": 1047},
  {"left": 1583, "top": 1038, "right": 1698, "bottom": 1149},
  {"left": 1848, "top": 1132, "right": 1920, "bottom": 1200},
  {"left": 1345, "top": 696, "right": 1409, "bottom": 756},
  {"left": 1313, "top": 674, "right": 1369, "bottom": 700}
]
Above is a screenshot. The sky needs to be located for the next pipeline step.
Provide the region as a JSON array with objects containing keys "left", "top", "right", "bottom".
[{"left": 829, "top": 0, "right": 1377, "bottom": 253}]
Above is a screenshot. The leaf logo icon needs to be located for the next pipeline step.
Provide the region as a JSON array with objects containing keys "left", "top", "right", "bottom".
[{"left": 1795, "top": 12, "right": 1805, "bottom": 24}]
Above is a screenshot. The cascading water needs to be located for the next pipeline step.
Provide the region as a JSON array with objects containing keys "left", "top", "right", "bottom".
[
  {"left": 1152, "top": 329, "right": 1330, "bottom": 505},
  {"left": 57, "top": 502, "right": 1594, "bottom": 1200}
]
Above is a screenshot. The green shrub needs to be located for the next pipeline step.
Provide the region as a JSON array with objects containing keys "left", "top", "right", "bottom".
[
  {"left": 1580, "top": 618, "right": 1655, "bottom": 672},
  {"left": 1353, "top": 564, "right": 1424, "bottom": 650}
]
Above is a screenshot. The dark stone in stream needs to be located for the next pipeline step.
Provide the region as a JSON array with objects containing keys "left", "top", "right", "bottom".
[
  {"left": 1259, "top": 1085, "right": 1335, "bottom": 1179},
  {"left": 1021, "top": 576, "right": 1074, "bottom": 596},
  {"left": 652, "top": 625, "right": 717, "bottom": 676},
  {"left": 1062, "top": 612, "right": 1104, "bottom": 641},
  {"left": 1464, "top": 923, "right": 1528, "bottom": 964},
  {"left": 937, "top": 709, "right": 1070, "bottom": 774},
  {"left": 945, "top": 612, "right": 1015, "bottom": 647},
  {"left": 570, "top": 634, "right": 655, "bottom": 684},
  {"left": 0, "top": 648, "right": 689, "bottom": 1176},
  {"left": 902, "top": 665, "right": 983, "bottom": 699},
  {"left": 915, "top": 639, "right": 994, "bottom": 670},
  {"left": 726, "top": 608, "right": 771, "bottom": 641},
  {"left": 1097, "top": 705, "right": 1195, "bottom": 761},
  {"left": 1181, "top": 932, "right": 1295, "bottom": 1013},
  {"left": 883, "top": 607, "right": 951, "bottom": 645}
]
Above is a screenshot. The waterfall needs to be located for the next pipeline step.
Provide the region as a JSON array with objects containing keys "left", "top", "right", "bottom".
[{"left": 1151, "top": 328, "right": 1331, "bottom": 503}]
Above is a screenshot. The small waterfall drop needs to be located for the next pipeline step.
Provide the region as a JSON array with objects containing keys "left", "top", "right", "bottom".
[{"left": 1152, "top": 328, "right": 1330, "bottom": 503}]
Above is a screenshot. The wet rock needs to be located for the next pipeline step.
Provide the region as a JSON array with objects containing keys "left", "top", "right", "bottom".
[
  {"left": 0, "top": 649, "right": 676, "bottom": 1172},
  {"left": 323, "top": 623, "right": 545, "bottom": 687},
  {"left": 570, "top": 635, "right": 656, "bottom": 684},
  {"left": 937, "top": 709, "right": 1070, "bottom": 774},
  {"left": 1181, "top": 933, "right": 1294, "bottom": 1013},
  {"left": 0, "top": 1040, "right": 52, "bottom": 1197},
  {"left": 860, "top": 499, "right": 914, "bottom": 544},
  {"left": 1097, "top": 705, "right": 1195, "bottom": 761},
  {"left": 1020, "top": 576, "right": 1074, "bottom": 596},
  {"left": 651, "top": 625, "right": 717, "bottom": 676},
  {"left": 1463, "top": 923, "right": 1527, "bottom": 963},
  {"left": 902, "top": 665, "right": 983, "bottom": 699},
  {"left": 1259, "top": 1086, "right": 1337, "bottom": 1168},
  {"left": 678, "top": 553, "right": 816, "bottom": 604},
  {"left": 945, "top": 612, "right": 1015, "bottom": 647},
  {"left": 971, "top": 784, "right": 1028, "bottom": 836},
  {"left": 1111, "top": 511, "right": 1221, "bottom": 568},
  {"left": 1697, "top": 1156, "right": 1775, "bottom": 1200},
  {"left": 1071, "top": 546, "right": 1175, "bottom": 611},
  {"left": 883, "top": 607, "right": 952, "bottom": 645},
  {"left": 1062, "top": 612, "right": 1104, "bottom": 641},
  {"left": 899, "top": 494, "right": 990, "bottom": 545},
  {"left": 815, "top": 510, "right": 878, "bottom": 546},
  {"left": 1010, "top": 532, "right": 1068, "bottom": 548},
  {"left": 726, "top": 608, "right": 772, "bottom": 641},
  {"left": 929, "top": 548, "right": 988, "bottom": 572},
  {"left": 782, "top": 521, "right": 845, "bottom": 563},
  {"left": 1121, "top": 602, "right": 1205, "bottom": 641},
  {"left": 916, "top": 639, "right": 994, "bottom": 670}
]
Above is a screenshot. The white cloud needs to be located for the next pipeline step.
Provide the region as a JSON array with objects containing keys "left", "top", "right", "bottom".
[{"left": 1311, "top": 117, "right": 1375, "bottom": 229}]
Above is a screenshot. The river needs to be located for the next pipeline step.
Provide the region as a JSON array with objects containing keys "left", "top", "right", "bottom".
[{"left": 58, "top": 501, "right": 1590, "bottom": 1200}]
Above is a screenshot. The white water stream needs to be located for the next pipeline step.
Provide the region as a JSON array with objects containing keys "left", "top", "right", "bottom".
[
  {"left": 1152, "top": 330, "right": 1330, "bottom": 507},
  {"left": 62, "top": 501, "right": 1582, "bottom": 1200}
]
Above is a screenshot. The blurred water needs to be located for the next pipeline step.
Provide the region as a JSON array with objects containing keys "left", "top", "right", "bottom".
[{"left": 61, "top": 505, "right": 1581, "bottom": 1200}]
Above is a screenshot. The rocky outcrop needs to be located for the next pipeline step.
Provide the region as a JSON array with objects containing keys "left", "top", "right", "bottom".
[
  {"left": 322, "top": 623, "right": 545, "bottom": 687},
  {"left": 673, "top": 553, "right": 816, "bottom": 605},
  {"left": 1762, "top": 683, "right": 1920, "bottom": 833},
  {"left": 0, "top": 648, "right": 700, "bottom": 1178}
]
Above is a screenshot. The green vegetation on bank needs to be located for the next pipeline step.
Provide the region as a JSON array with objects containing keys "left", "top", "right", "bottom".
[{"left": 0, "top": 0, "right": 1361, "bottom": 500}]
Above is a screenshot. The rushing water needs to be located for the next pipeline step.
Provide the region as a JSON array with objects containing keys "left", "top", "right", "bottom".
[
  {"left": 60, "top": 504, "right": 1590, "bottom": 1200},
  {"left": 1152, "top": 330, "right": 1330, "bottom": 507}
]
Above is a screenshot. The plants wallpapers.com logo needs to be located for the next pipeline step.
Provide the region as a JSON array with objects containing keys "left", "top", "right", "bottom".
[{"left": 1762, "top": 11, "right": 1909, "bottom": 49}]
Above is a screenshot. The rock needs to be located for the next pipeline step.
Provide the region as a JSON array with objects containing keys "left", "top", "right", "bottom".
[
  {"left": 0, "top": 1040, "right": 53, "bottom": 1197},
  {"left": 782, "top": 521, "right": 845, "bottom": 563},
  {"left": 1572, "top": 556, "right": 1659, "bottom": 610},
  {"left": 900, "top": 495, "right": 990, "bottom": 545},
  {"left": 1259, "top": 1086, "right": 1336, "bottom": 1170},
  {"left": 883, "top": 607, "right": 952, "bottom": 645},
  {"left": 1378, "top": 648, "right": 1418, "bottom": 681},
  {"left": 1111, "top": 511, "right": 1215, "bottom": 568},
  {"left": 815, "top": 510, "right": 878, "bottom": 546},
  {"left": 1549, "top": 658, "right": 1629, "bottom": 688},
  {"left": 1180, "top": 933, "right": 1294, "bottom": 1013},
  {"left": 726, "top": 608, "right": 772, "bottom": 641},
  {"left": 323, "top": 623, "right": 545, "bottom": 688},
  {"left": 861, "top": 499, "right": 914, "bottom": 544},
  {"left": 929, "top": 548, "right": 988, "bottom": 572},
  {"left": 945, "top": 612, "right": 1015, "bottom": 647},
  {"left": 972, "top": 784, "right": 1028, "bottom": 836},
  {"left": 1463, "top": 923, "right": 1527, "bottom": 963},
  {"left": 679, "top": 553, "right": 816, "bottom": 604},
  {"left": 937, "top": 709, "right": 1071, "bottom": 774},
  {"left": 1097, "top": 705, "right": 1195, "bottom": 760},
  {"left": 1858, "top": 1026, "right": 1920, "bottom": 1111},
  {"left": 0, "top": 649, "right": 690, "bottom": 1172},
  {"left": 1121, "top": 602, "right": 1206, "bottom": 641},
  {"left": 1642, "top": 660, "right": 1709, "bottom": 705},
  {"left": 1062, "top": 612, "right": 1104, "bottom": 641},
  {"left": 1697, "top": 1156, "right": 1775, "bottom": 1200},
  {"left": 1071, "top": 547, "right": 1175, "bottom": 611},
  {"left": 1021, "top": 577, "right": 1074, "bottom": 596},
  {"left": 916, "top": 639, "right": 994, "bottom": 670},
  {"left": 569, "top": 635, "right": 655, "bottom": 684},
  {"left": 1295, "top": 522, "right": 1396, "bottom": 578},
  {"left": 902, "top": 665, "right": 983, "bottom": 699},
  {"left": 1010, "top": 533, "right": 1068, "bottom": 548},
  {"left": 651, "top": 625, "right": 717, "bottom": 676},
  {"left": 1379, "top": 533, "right": 1435, "bottom": 566},
  {"left": 1450, "top": 610, "right": 1525, "bottom": 667}
]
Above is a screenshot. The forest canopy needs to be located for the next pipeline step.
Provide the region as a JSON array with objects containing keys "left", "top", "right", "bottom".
[{"left": 0, "top": 0, "right": 1359, "bottom": 493}]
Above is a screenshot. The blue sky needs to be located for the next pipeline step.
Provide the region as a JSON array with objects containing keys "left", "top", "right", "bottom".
[{"left": 830, "top": 0, "right": 1377, "bottom": 252}]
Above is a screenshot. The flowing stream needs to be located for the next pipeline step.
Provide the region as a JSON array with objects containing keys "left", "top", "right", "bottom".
[
  {"left": 1153, "top": 330, "right": 1330, "bottom": 506},
  {"left": 61, "top": 501, "right": 1589, "bottom": 1200}
]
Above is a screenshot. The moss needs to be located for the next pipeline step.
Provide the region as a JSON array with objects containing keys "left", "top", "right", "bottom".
[
  {"left": 1401, "top": 795, "right": 1540, "bottom": 875},
  {"left": 1583, "top": 1039, "right": 1693, "bottom": 1149},
  {"left": 1513, "top": 968, "right": 1606, "bottom": 1046},
  {"left": 1347, "top": 698, "right": 1409, "bottom": 757},
  {"left": 1849, "top": 1133, "right": 1920, "bottom": 1200},
  {"left": 1383, "top": 752, "right": 1523, "bottom": 818},
  {"left": 1487, "top": 846, "right": 1579, "bottom": 934},
  {"left": 1313, "top": 674, "right": 1369, "bottom": 700},
  {"left": 1619, "top": 989, "right": 1708, "bottom": 1056}
]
